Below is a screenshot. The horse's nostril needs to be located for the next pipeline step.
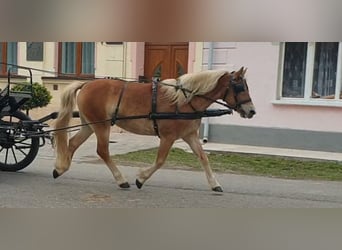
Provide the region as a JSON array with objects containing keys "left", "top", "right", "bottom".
[{"left": 250, "top": 110, "right": 256, "bottom": 115}]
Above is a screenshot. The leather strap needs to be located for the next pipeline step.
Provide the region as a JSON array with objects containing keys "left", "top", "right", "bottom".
[
  {"left": 151, "top": 80, "right": 160, "bottom": 137},
  {"left": 111, "top": 82, "right": 127, "bottom": 125}
]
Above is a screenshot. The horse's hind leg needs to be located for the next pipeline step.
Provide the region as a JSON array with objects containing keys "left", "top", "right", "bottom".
[
  {"left": 183, "top": 132, "right": 223, "bottom": 192},
  {"left": 53, "top": 125, "right": 93, "bottom": 178},
  {"left": 92, "top": 123, "right": 130, "bottom": 189},
  {"left": 136, "top": 137, "right": 175, "bottom": 189},
  {"left": 68, "top": 124, "right": 93, "bottom": 159}
]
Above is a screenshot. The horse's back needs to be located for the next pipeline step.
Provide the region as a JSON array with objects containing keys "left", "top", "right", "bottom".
[
  {"left": 77, "top": 79, "right": 125, "bottom": 121},
  {"left": 76, "top": 80, "right": 154, "bottom": 132}
]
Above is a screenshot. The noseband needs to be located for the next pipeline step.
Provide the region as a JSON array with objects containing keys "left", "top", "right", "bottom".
[{"left": 222, "top": 77, "right": 252, "bottom": 111}]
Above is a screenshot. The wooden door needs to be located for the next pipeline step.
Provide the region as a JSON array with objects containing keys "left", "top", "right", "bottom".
[{"left": 144, "top": 42, "right": 188, "bottom": 81}]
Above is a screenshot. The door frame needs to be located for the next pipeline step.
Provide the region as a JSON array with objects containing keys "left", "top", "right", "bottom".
[
  {"left": 144, "top": 42, "right": 189, "bottom": 81},
  {"left": 130, "top": 42, "right": 198, "bottom": 79}
]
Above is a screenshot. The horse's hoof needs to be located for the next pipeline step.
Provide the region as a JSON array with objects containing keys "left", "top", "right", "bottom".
[
  {"left": 53, "top": 169, "right": 60, "bottom": 179},
  {"left": 212, "top": 186, "right": 223, "bottom": 192},
  {"left": 119, "top": 182, "right": 130, "bottom": 189},
  {"left": 136, "top": 179, "right": 143, "bottom": 189}
]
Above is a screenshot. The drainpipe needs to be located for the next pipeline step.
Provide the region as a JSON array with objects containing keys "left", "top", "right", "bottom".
[{"left": 202, "top": 42, "right": 214, "bottom": 144}]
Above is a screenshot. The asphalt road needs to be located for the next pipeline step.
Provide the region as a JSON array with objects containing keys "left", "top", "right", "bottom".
[{"left": 1, "top": 133, "right": 342, "bottom": 207}]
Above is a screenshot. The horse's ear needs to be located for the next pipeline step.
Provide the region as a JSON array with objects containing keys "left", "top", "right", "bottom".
[
  {"left": 242, "top": 67, "right": 248, "bottom": 77},
  {"left": 233, "top": 67, "right": 244, "bottom": 79}
]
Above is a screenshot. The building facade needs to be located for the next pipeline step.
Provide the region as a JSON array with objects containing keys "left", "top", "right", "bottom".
[
  {"left": 198, "top": 42, "right": 342, "bottom": 152},
  {"left": 1, "top": 42, "right": 341, "bottom": 152}
]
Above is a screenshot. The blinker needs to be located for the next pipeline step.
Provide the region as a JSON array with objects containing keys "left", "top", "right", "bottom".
[{"left": 233, "top": 83, "right": 245, "bottom": 94}]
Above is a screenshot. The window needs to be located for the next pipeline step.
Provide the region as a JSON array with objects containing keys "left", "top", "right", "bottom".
[
  {"left": 27, "top": 42, "right": 43, "bottom": 61},
  {"left": 0, "top": 42, "right": 18, "bottom": 75},
  {"left": 280, "top": 42, "right": 342, "bottom": 103},
  {"left": 312, "top": 43, "right": 338, "bottom": 98},
  {"left": 282, "top": 43, "right": 307, "bottom": 98},
  {"left": 58, "top": 42, "right": 95, "bottom": 77}
]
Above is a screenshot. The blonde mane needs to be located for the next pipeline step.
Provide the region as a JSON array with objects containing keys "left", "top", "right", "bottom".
[{"left": 161, "top": 70, "right": 228, "bottom": 105}]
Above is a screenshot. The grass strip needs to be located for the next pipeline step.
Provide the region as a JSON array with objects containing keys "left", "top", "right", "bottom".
[{"left": 112, "top": 147, "right": 342, "bottom": 181}]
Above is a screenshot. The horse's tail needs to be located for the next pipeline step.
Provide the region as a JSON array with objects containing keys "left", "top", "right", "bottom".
[{"left": 54, "top": 81, "right": 87, "bottom": 173}]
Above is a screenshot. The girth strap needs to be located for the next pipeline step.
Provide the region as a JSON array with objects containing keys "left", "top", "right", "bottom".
[
  {"left": 111, "top": 82, "right": 127, "bottom": 125},
  {"left": 151, "top": 80, "right": 160, "bottom": 137}
]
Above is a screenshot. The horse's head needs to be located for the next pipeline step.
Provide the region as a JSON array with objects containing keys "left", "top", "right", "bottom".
[{"left": 222, "top": 67, "right": 256, "bottom": 119}]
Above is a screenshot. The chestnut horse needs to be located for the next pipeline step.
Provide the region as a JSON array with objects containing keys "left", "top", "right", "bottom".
[{"left": 53, "top": 67, "right": 256, "bottom": 192}]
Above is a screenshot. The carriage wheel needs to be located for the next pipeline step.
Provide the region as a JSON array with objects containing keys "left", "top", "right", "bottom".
[{"left": 0, "top": 111, "right": 40, "bottom": 172}]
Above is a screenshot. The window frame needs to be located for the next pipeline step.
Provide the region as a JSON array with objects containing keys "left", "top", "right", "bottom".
[
  {"left": 58, "top": 42, "right": 95, "bottom": 78},
  {"left": 275, "top": 42, "right": 342, "bottom": 107},
  {"left": 0, "top": 42, "right": 18, "bottom": 76}
]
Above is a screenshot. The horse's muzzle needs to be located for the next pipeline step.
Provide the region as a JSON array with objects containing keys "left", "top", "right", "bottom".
[
  {"left": 239, "top": 104, "right": 256, "bottom": 119},
  {"left": 248, "top": 109, "right": 256, "bottom": 118}
]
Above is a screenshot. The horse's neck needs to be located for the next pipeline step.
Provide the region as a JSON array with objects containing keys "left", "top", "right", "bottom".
[
  {"left": 188, "top": 85, "right": 224, "bottom": 111},
  {"left": 187, "top": 95, "right": 215, "bottom": 111}
]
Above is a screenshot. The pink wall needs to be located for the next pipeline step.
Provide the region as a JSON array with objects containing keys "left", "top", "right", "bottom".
[
  {"left": 130, "top": 42, "right": 145, "bottom": 78},
  {"left": 187, "top": 42, "right": 196, "bottom": 73},
  {"left": 208, "top": 42, "right": 342, "bottom": 133},
  {"left": 130, "top": 42, "right": 342, "bottom": 133}
]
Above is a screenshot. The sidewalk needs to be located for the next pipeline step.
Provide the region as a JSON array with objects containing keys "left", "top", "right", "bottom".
[
  {"left": 109, "top": 132, "right": 342, "bottom": 162},
  {"left": 200, "top": 142, "right": 342, "bottom": 162}
]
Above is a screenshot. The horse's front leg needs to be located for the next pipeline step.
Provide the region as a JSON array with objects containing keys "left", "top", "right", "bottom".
[
  {"left": 183, "top": 133, "right": 223, "bottom": 192},
  {"left": 136, "top": 137, "right": 175, "bottom": 189},
  {"left": 93, "top": 124, "right": 130, "bottom": 189}
]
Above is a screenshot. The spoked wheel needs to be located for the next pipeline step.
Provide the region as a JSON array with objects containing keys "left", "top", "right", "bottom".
[{"left": 0, "top": 111, "right": 39, "bottom": 171}]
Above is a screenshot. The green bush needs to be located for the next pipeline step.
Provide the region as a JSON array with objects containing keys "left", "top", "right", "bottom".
[{"left": 12, "top": 82, "right": 52, "bottom": 111}]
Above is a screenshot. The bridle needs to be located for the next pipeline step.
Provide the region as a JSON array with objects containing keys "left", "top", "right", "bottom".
[
  {"left": 221, "top": 75, "right": 252, "bottom": 111},
  {"left": 158, "top": 72, "right": 252, "bottom": 112}
]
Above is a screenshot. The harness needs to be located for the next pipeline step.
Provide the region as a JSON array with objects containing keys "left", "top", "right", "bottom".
[{"left": 110, "top": 74, "right": 250, "bottom": 137}]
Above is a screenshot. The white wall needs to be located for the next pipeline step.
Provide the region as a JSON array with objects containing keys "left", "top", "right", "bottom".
[{"left": 95, "top": 42, "right": 126, "bottom": 78}]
